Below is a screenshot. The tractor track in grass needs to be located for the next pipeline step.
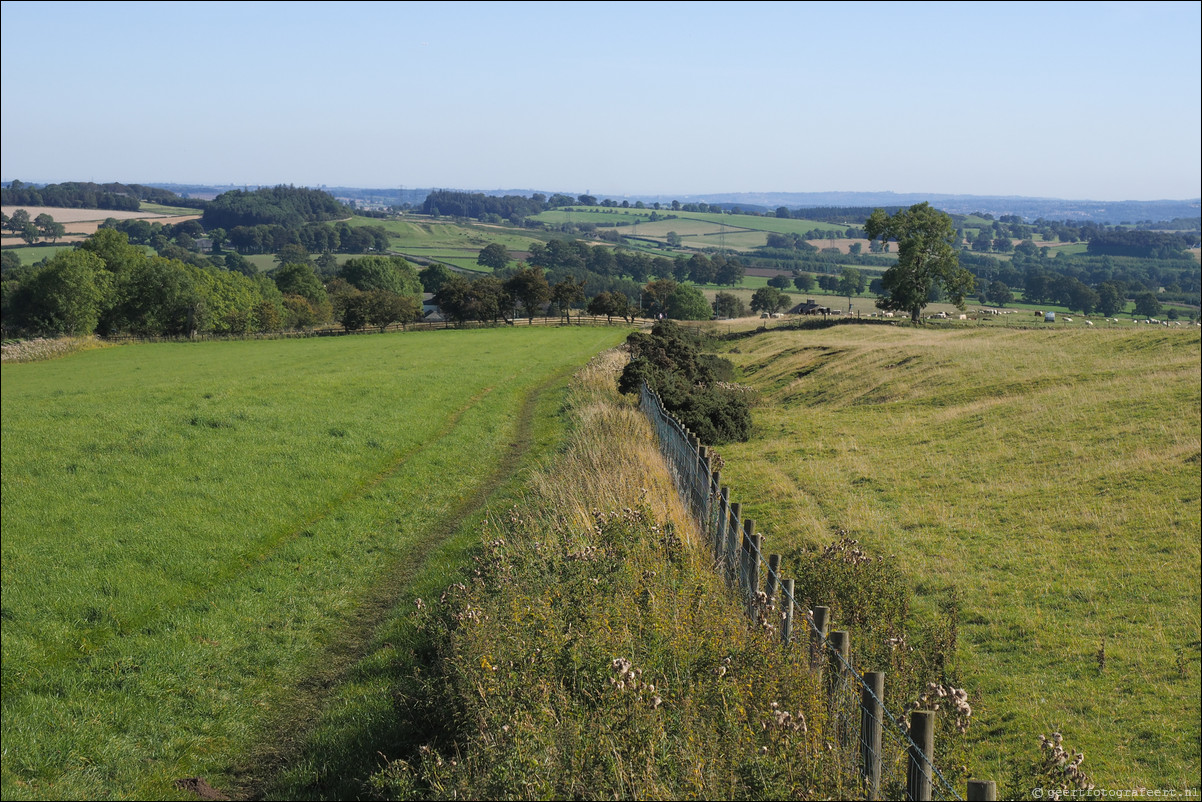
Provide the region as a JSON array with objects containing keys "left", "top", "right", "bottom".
[{"left": 218, "top": 366, "right": 572, "bottom": 801}]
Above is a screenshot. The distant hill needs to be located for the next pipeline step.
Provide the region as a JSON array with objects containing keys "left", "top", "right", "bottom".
[
  {"left": 118, "top": 183, "right": 1201, "bottom": 224},
  {"left": 618, "top": 192, "right": 1202, "bottom": 225}
]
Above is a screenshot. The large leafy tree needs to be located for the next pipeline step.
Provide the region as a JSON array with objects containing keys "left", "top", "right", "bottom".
[
  {"left": 272, "top": 262, "right": 326, "bottom": 307},
  {"left": 664, "top": 284, "right": 712, "bottom": 321},
  {"left": 13, "top": 250, "right": 110, "bottom": 335},
  {"left": 364, "top": 290, "right": 421, "bottom": 332},
  {"left": 338, "top": 255, "right": 422, "bottom": 299},
  {"left": 866, "top": 203, "right": 975, "bottom": 323},
  {"left": 34, "top": 213, "right": 65, "bottom": 244},
  {"left": 476, "top": 242, "right": 510, "bottom": 271},
  {"left": 550, "top": 277, "right": 586, "bottom": 321},
  {"left": 503, "top": 265, "right": 551, "bottom": 323},
  {"left": 750, "top": 286, "right": 790, "bottom": 314}
]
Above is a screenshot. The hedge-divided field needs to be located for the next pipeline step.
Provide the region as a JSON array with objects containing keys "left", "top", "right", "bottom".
[
  {"left": 711, "top": 324, "right": 1201, "bottom": 793},
  {"left": 0, "top": 326, "right": 627, "bottom": 800}
]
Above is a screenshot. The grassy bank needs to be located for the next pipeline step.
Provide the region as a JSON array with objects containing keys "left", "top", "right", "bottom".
[{"left": 710, "top": 324, "right": 1201, "bottom": 794}]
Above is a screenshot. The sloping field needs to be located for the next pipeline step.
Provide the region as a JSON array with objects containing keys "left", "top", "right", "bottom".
[
  {"left": 713, "top": 324, "right": 1201, "bottom": 792},
  {"left": 0, "top": 326, "right": 627, "bottom": 800},
  {"left": 1, "top": 206, "right": 185, "bottom": 224},
  {"left": 0, "top": 206, "right": 201, "bottom": 242}
]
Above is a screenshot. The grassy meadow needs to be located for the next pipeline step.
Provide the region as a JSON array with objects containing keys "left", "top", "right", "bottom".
[
  {"left": 0, "top": 325, "right": 627, "bottom": 800},
  {"left": 708, "top": 323, "right": 1201, "bottom": 793}
]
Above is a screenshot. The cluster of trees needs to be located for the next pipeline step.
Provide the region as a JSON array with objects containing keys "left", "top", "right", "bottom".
[
  {"left": 1, "top": 180, "right": 198, "bottom": 211},
  {"left": 962, "top": 240, "right": 1200, "bottom": 311},
  {"left": 2, "top": 230, "right": 286, "bottom": 337},
  {"left": 618, "top": 321, "right": 751, "bottom": 444},
  {"left": 1086, "top": 229, "right": 1197, "bottom": 259},
  {"left": 202, "top": 186, "right": 351, "bottom": 229},
  {"left": 422, "top": 190, "right": 575, "bottom": 222},
  {"left": 0, "top": 229, "right": 425, "bottom": 338},
  {"left": 2, "top": 210, "right": 66, "bottom": 244},
  {"left": 780, "top": 206, "right": 906, "bottom": 224},
  {"left": 224, "top": 221, "right": 391, "bottom": 255}
]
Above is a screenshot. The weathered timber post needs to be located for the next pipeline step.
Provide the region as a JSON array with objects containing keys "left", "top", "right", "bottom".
[
  {"left": 967, "top": 780, "right": 997, "bottom": 801},
  {"left": 708, "top": 467, "right": 720, "bottom": 534},
  {"left": 746, "top": 530, "right": 762, "bottom": 614},
  {"left": 809, "top": 606, "right": 830, "bottom": 684},
  {"left": 698, "top": 450, "right": 712, "bottom": 523},
  {"left": 781, "top": 578, "right": 795, "bottom": 646},
  {"left": 827, "top": 630, "right": 850, "bottom": 744},
  {"left": 739, "top": 519, "right": 757, "bottom": 601},
  {"left": 860, "top": 671, "right": 884, "bottom": 800},
  {"left": 765, "top": 553, "right": 781, "bottom": 604},
  {"left": 725, "top": 503, "right": 741, "bottom": 585},
  {"left": 715, "top": 485, "right": 730, "bottom": 559},
  {"left": 687, "top": 434, "right": 700, "bottom": 511},
  {"left": 907, "top": 710, "right": 936, "bottom": 802}
]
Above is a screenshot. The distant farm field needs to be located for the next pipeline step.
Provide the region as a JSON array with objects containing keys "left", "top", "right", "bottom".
[
  {"left": 0, "top": 326, "right": 627, "bottom": 800},
  {"left": 712, "top": 324, "right": 1201, "bottom": 791},
  {"left": 0, "top": 206, "right": 201, "bottom": 242}
]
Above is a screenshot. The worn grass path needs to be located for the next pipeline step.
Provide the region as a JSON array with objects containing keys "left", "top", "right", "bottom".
[{"left": 223, "top": 363, "right": 574, "bottom": 800}]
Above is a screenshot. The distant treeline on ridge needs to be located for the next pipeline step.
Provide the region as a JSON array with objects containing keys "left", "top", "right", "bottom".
[
  {"left": 202, "top": 186, "right": 352, "bottom": 230},
  {"left": 1, "top": 180, "right": 201, "bottom": 211}
]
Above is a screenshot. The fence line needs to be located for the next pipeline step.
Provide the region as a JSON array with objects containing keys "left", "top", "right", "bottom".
[{"left": 639, "top": 381, "right": 989, "bottom": 802}]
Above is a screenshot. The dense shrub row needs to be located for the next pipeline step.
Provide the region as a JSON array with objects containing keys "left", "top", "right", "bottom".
[{"left": 618, "top": 320, "right": 752, "bottom": 444}]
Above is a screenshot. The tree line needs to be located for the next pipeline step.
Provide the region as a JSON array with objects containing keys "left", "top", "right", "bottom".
[
  {"left": 0, "top": 229, "right": 426, "bottom": 338},
  {"left": 2, "top": 209, "right": 66, "bottom": 244},
  {"left": 1, "top": 180, "right": 199, "bottom": 211}
]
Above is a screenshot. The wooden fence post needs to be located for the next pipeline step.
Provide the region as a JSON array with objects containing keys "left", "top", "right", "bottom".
[
  {"left": 907, "top": 710, "right": 935, "bottom": 802},
  {"left": 698, "top": 450, "right": 712, "bottom": 522},
  {"left": 740, "top": 518, "right": 757, "bottom": 600},
  {"left": 827, "top": 630, "right": 851, "bottom": 745},
  {"left": 781, "top": 578, "right": 795, "bottom": 646},
  {"left": 809, "top": 605, "right": 830, "bottom": 682},
  {"left": 967, "top": 780, "right": 997, "bottom": 801},
  {"left": 715, "top": 485, "right": 730, "bottom": 559},
  {"left": 765, "top": 553, "right": 781, "bottom": 604},
  {"left": 747, "top": 531, "right": 762, "bottom": 613},
  {"left": 860, "top": 671, "right": 884, "bottom": 800},
  {"left": 725, "top": 503, "right": 741, "bottom": 585}
]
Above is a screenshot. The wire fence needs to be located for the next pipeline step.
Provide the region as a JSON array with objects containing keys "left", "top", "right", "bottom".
[{"left": 639, "top": 380, "right": 991, "bottom": 802}]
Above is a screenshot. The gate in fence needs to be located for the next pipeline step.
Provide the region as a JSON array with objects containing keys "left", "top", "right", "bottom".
[{"left": 638, "top": 381, "right": 998, "bottom": 802}]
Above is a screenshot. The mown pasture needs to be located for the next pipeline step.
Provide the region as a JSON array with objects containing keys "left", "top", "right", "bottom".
[
  {"left": 711, "top": 324, "right": 1201, "bottom": 792},
  {"left": 0, "top": 325, "right": 627, "bottom": 800}
]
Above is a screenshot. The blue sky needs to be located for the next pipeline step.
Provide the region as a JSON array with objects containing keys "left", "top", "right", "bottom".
[{"left": 2, "top": 0, "right": 1199, "bottom": 200}]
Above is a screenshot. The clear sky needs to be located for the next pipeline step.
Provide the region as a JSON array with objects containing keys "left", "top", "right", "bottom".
[{"left": 2, "top": 0, "right": 1199, "bottom": 201}]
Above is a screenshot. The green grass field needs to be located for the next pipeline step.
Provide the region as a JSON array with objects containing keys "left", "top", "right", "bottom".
[
  {"left": 346, "top": 215, "right": 542, "bottom": 260},
  {"left": 709, "top": 324, "right": 1201, "bottom": 792},
  {"left": 1, "top": 245, "right": 77, "bottom": 266},
  {"left": 139, "top": 203, "right": 204, "bottom": 217},
  {"left": 0, "top": 326, "right": 627, "bottom": 800}
]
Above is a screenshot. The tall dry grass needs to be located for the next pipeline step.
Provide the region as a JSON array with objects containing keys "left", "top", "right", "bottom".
[{"left": 368, "top": 349, "right": 849, "bottom": 800}]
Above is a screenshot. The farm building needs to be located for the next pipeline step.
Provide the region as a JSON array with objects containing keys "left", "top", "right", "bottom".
[{"left": 789, "top": 298, "right": 832, "bottom": 316}]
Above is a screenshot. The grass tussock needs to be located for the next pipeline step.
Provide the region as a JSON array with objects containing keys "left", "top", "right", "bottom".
[{"left": 370, "top": 350, "right": 846, "bottom": 800}]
